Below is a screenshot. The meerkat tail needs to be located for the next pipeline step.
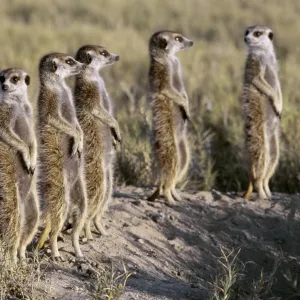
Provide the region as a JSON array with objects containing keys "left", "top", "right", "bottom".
[
  {"left": 37, "top": 220, "right": 51, "bottom": 249},
  {"left": 244, "top": 181, "right": 253, "bottom": 199},
  {"left": 147, "top": 185, "right": 162, "bottom": 202}
]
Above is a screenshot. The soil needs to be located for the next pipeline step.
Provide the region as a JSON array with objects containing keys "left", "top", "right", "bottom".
[{"left": 32, "top": 186, "right": 300, "bottom": 299}]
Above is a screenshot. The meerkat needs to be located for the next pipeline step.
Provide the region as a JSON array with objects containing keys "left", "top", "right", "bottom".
[
  {"left": 37, "top": 53, "right": 87, "bottom": 261},
  {"left": 242, "top": 25, "right": 282, "bottom": 200},
  {"left": 74, "top": 45, "right": 121, "bottom": 240},
  {"left": 147, "top": 30, "right": 193, "bottom": 205},
  {"left": 0, "top": 68, "right": 39, "bottom": 263}
]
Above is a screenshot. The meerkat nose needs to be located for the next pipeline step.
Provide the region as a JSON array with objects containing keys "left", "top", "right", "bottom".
[
  {"left": 2, "top": 84, "right": 8, "bottom": 92},
  {"left": 189, "top": 41, "right": 194, "bottom": 47},
  {"left": 115, "top": 55, "right": 120, "bottom": 61},
  {"left": 244, "top": 37, "right": 249, "bottom": 43}
]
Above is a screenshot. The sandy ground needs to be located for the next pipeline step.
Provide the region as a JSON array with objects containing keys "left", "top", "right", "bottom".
[{"left": 31, "top": 186, "right": 300, "bottom": 299}]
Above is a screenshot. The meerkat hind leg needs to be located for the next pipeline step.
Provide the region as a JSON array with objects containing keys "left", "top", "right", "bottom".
[
  {"left": 85, "top": 220, "right": 94, "bottom": 241},
  {"left": 172, "top": 188, "right": 182, "bottom": 202},
  {"left": 263, "top": 132, "right": 280, "bottom": 200},
  {"left": 70, "top": 176, "right": 87, "bottom": 258},
  {"left": 176, "top": 137, "right": 190, "bottom": 185},
  {"left": 94, "top": 216, "right": 108, "bottom": 236},
  {"left": 19, "top": 190, "right": 39, "bottom": 260}
]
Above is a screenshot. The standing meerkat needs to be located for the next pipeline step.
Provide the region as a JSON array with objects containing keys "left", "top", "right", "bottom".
[
  {"left": 242, "top": 25, "right": 282, "bottom": 200},
  {"left": 74, "top": 45, "right": 121, "bottom": 240},
  {"left": 0, "top": 68, "right": 39, "bottom": 263},
  {"left": 37, "top": 53, "right": 87, "bottom": 261},
  {"left": 147, "top": 30, "right": 193, "bottom": 205}
]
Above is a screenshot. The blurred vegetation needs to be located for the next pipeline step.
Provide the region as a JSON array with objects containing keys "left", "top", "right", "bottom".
[{"left": 1, "top": 0, "right": 300, "bottom": 193}]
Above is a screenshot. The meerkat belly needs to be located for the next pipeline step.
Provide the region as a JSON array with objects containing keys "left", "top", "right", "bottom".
[
  {"left": 243, "top": 86, "right": 265, "bottom": 144},
  {"left": 61, "top": 101, "right": 81, "bottom": 184},
  {"left": 152, "top": 97, "right": 177, "bottom": 162},
  {"left": 264, "top": 98, "right": 279, "bottom": 133},
  {"left": 81, "top": 116, "right": 105, "bottom": 166},
  {"left": 14, "top": 117, "right": 33, "bottom": 200},
  {"left": 172, "top": 105, "right": 185, "bottom": 136},
  {"left": 103, "top": 125, "right": 114, "bottom": 166}
]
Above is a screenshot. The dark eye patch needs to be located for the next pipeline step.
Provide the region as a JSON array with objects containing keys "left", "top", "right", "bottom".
[
  {"left": 0, "top": 76, "right": 5, "bottom": 83},
  {"left": 175, "top": 36, "right": 183, "bottom": 42},
  {"left": 66, "top": 58, "right": 75, "bottom": 66},
  {"left": 268, "top": 32, "right": 274, "bottom": 40},
  {"left": 245, "top": 30, "right": 249, "bottom": 36},
  {"left": 253, "top": 31, "right": 262, "bottom": 37},
  {"left": 11, "top": 76, "right": 19, "bottom": 83}
]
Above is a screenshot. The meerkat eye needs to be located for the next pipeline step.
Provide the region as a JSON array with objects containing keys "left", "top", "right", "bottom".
[
  {"left": 100, "top": 50, "right": 108, "bottom": 57},
  {"left": 268, "top": 32, "right": 274, "bottom": 41},
  {"left": 66, "top": 59, "right": 75, "bottom": 66},
  {"left": 175, "top": 36, "right": 183, "bottom": 42},
  {"left": 253, "top": 31, "right": 262, "bottom": 38},
  {"left": 0, "top": 76, "right": 5, "bottom": 83},
  {"left": 12, "top": 76, "right": 19, "bottom": 83}
]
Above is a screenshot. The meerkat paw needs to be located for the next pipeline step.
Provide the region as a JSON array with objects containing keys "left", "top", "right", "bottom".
[
  {"left": 172, "top": 189, "right": 182, "bottom": 202},
  {"left": 264, "top": 185, "right": 272, "bottom": 200},
  {"left": 164, "top": 191, "right": 177, "bottom": 206},
  {"left": 53, "top": 255, "right": 66, "bottom": 263},
  {"left": 75, "top": 256, "right": 89, "bottom": 264},
  {"left": 94, "top": 221, "right": 108, "bottom": 236}
]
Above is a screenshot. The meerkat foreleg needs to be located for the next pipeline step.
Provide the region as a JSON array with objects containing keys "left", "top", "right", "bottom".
[
  {"left": 92, "top": 108, "right": 122, "bottom": 143},
  {"left": 253, "top": 75, "right": 281, "bottom": 118},
  {"left": 159, "top": 89, "right": 190, "bottom": 121},
  {"left": 28, "top": 137, "right": 38, "bottom": 175},
  {"left": 48, "top": 116, "right": 82, "bottom": 156},
  {"left": 0, "top": 128, "right": 31, "bottom": 171}
]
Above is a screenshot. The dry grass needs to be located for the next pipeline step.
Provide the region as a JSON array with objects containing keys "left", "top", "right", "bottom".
[
  {"left": 0, "top": 242, "right": 44, "bottom": 299},
  {"left": 209, "top": 247, "right": 280, "bottom": 300},
  {"left": 0, "top": 0, "right": 299, "bottom": 192},
  {"left": 90, "top": 263, "right": 133, "bottom": 300}
]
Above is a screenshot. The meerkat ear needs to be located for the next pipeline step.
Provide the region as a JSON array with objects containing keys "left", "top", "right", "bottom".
[
  {"left": 51, "top": 60, "right": 57, "bottom": 72},
  {"left": 268, "top": 32, "right": 274, "bottom": 41},
  {"left": 158, "top": 37, "right": 168, "bottom": 49},
  {"left": 25, "top": 75, "right": 30, "bottom": 86},
  {"left": 86, "top": 52, "right": 92, "bottom": 64}
]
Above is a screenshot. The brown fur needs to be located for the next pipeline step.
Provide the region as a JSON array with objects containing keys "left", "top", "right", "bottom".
[
  {"left": 243, "top": 52, "right": 281, "bottom": 200},
  {"left": 0, "top": 68, "right": 39, "bottom": 263},
  {"left": 37, "top": 53, "right": 87, "bottom": 260},
  {"left": 74, "top": 45, "right": 120, "bottom": 239},
  {"left": 147, "top": 31, "right": 193, "bottom": 205}
]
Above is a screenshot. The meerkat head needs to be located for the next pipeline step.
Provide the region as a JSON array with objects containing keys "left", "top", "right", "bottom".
[
  {"left": 244, "top": 25, "right": 274, "bottom": 53},
  {"left": 75, "top": 45, "right": 120, "bottom": 72},
  {"left": 0, "top": 68, "right": 30, "bottom": 99},
  {"left": 39, "top": 53, "right": 86, "bottom": 80},
  {"left": 149, "top": 30, "right": 194, "bottom": 57}
]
